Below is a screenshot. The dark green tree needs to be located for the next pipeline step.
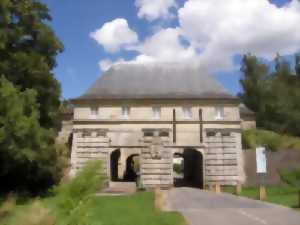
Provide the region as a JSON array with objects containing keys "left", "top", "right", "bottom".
[
  {"left": 0, "top": 76, "right": 62, "bottom": 193},
  {"left": 240, "top": 53, "right": 300, "bottom": 137},
  {"left": 0, "top": 0, "right": 63, "bottom": 129},
  {"left": 239, "top": 54, "right": 269, "bottom": 114},
  {"left": 295, "top": 53, "right": 300, "bottom": 77}
]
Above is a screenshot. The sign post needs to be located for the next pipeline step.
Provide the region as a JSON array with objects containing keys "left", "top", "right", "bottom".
[{"left": 256, "top": 146, "right": 267, "bottom": 200}]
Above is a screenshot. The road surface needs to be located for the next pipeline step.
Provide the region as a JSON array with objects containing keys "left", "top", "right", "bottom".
[{"left": 167, "top": 187, "right": 300, "bottom": 225}]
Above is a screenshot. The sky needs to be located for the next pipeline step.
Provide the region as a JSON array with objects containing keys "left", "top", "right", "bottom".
[{"left": 41, "top": 0, "right": 300, "bottom": 99}]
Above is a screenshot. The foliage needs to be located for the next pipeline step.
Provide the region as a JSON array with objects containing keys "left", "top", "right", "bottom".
[
  {"left": 173, "top": 163, "right": 183, "bottom": 174},
  {"left": 239, "top": 54, "right": 300, "bottom": 137},
  {"left": 279, "top": 167, "right": 300, "bottom": 188},
  {"left": 0, "top": 0, "right": 63, "bottom": 129},
  {"left": 0, "top": 194, "right": 16, "bottom": 220},
  {"left": 52, "top": 160, "right": 106, "bottom": 217},
  {"left": 0, "top": 77, "right": 63, "bottom": 194},
  {"left": 17, "top": 200, "right": 56, "bottom": 225},
  {"left": 242, "top": 129, "right": 300, "bottom": 151}
]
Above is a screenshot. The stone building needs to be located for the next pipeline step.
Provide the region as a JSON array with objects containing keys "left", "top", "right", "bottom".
[{"left": 68, "top": 64, "right": 248, "bottom": 189}]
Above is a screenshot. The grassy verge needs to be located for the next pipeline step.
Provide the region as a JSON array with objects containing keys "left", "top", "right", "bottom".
[
  {"left": 1, "top": 160, "right": 186, "bottom": 225},
  {"left": 0, "top": 192, "right": 186, "bottom": 225},
  {"left": 223, "top": 185, "right": 300, "bottom": 210},
  {"left": 82, "top": 192, "right": 185, "bottom": 225}
]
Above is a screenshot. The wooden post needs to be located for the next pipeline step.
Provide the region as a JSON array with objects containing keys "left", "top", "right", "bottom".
[
  {"left": 235, "top": 183, "right": 242, "bottom": 195},
  {"left": 259, "top": 185, "right": 266, "bottom": 201},
  {"left": 215, "top": 184, "right": 221, "bottom": 194},
  {"left": 154, "top": 186, "right": 166, "bottom": 211},
  {"left": 199, "top": 109, "right": 203, "bottom": 143},
  {"left": 298, "top": 190, "right": 300, "bottom": 207},
  {"left": 172, "top": 109, "right": 176, "bottom": 143}
]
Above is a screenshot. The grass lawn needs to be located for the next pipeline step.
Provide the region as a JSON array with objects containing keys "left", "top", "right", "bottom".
[
  {"left": 0, "top": 192, "right": 187, "bottom": 225},
  {"left": 222, "top": 185, "right": 300, "bottom": 210},
  {"left": 82, "top": 192, "right": 186, "bottom": 225}
]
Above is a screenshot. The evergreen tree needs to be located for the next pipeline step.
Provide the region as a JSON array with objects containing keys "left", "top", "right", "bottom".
[
  {"left": 0, "top": 0, "right": 63, "bottom": 129},
  {"left": 239, "top": 54, "right": 269, "bottom": 113},
  {"left": 0, "top": 76, "right": 62, "bottom": 193},
  {"left": 295, "top": 53, "right": 300, "bottom": 77},
  {"left": 240, "top": 53, "right": 300, "bottom": 137}
]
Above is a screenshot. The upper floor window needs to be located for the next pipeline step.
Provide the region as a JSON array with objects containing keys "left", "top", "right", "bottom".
[
  {"left": 215, "top": 106, "right": 224, "bottom": 120},
  {"left": 90, "top": 107, "right": 98, "bottom": 119},
  {"left": 182, "top": 107, "right": 193, "bottom": 119},
  {"left": 122, "top": 106, "right": 130, "bottom": 119},
  {"left": 152, "top": 106, "right": 161, "bottom": 119}
]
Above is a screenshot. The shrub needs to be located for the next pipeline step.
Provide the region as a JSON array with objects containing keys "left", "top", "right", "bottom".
[
  {"left": 279, "top": 167, "right": 300, "bottom": 188},
  {"left": 242, "top": 129, "right": 300, "bottom": 151},
  {"left": 0, "top": 77, "right": 64, "bottom": 194},
  {"left": 54, "top": 142, "right": 71, "bottom": 182},
  {"left": 52, "top": 160, "right": 106, "bottom": 216},
  {"left": 0, "top": 194, "right": 16, "bottom": 220},
  {"left": 18, "top": 200, "right": 56, "bottom": 225},
  {"left": 173, "top": 163, "right": 183, "bottom": 174}
]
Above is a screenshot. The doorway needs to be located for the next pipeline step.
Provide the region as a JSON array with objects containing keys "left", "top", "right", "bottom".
[{"left": 173, "top": 148, "right": 203, "bottom": 188}]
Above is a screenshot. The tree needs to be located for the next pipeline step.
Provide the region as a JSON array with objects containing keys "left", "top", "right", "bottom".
[
  {"left": 0, "top": 76, "right": 62, "bottom": 193},
  {"left": 239, "top": 54, "right": 270, "bottom": 117},
  {"left": 0, "top": 0, "right": 63, "bottom": 129},
  {"left": 295, "top": 54, "right": 300, "bottom": 77},
  {"left": 240, "top": 53, "right": 300, "bottom": 137}
]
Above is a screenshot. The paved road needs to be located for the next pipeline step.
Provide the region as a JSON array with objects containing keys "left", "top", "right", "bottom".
[{"left": 167, "top": 187, "right": 300, "bottom": 225}]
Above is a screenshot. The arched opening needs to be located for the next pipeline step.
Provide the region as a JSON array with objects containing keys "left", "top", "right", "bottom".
[
  {"left": 123, "top": 154, "right": 140, "bottom": 182},
  {"left": 110, "top": 149, "right": 120, "bottom": 181},
  {"left": 173, "top": 148, "right": 203, "bottom": 188}
]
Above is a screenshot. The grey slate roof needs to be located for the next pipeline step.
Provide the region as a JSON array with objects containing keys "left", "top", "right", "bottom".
[{"left": 76, "top": 64, "right": 236, "bottom": 100}]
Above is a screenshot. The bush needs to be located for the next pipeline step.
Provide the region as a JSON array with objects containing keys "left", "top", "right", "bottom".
[
  {"left": 52, "top": 160, "right": 106, "bottom": 216},
  {"left": 0, "top": 77, "right": 64, "bottom": 194},
  {"left": 18, "top": 200, "right": 56, "bottom": 225},
  {"left": 242, "top": 129, "right": 300, "bottom": 151},
  {"left": 0, "top": 194, "right": 16, "bottom": 220},
  {"left": 173, "top": 163, "right": 183, "bottom": 174},
  {"left": 279, "top": 167, "right": 300, "bottom": 188}
]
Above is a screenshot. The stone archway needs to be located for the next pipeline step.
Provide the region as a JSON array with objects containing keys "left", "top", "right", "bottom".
[
  {"left": 173, "top": 148, "right": 204, "bottom": 188},
  {"left": 123, "top": 154, "right": 140, "bottom": 182},
  {"left": 110, "top": 149, "right": 120, "bottom": 181}
]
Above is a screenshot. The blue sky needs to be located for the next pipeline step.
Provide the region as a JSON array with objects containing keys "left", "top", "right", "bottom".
[{"left": 42, "top": 0, "right": 297, "bottom": 99}]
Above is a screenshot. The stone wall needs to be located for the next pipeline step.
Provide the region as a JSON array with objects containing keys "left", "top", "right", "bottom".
[
  {"left": 242, "top": 149, "right": 300, "bottom": 186},
  {"left": 69, "top": 100, "right": 244, "bottom": 189},
  {"left": 204, "top": 129, "right": 243, "bottom": 186}
]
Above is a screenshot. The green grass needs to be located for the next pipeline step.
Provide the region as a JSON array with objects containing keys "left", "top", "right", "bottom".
[
  {"left": 223, "top": 186, "right": 300, "bottom": 210},
  {"left": 82, "top": 192, "right": 186, "bottom": 225},
  {"left": 0, "top": 192, "right": 186, "bottom": 225}
]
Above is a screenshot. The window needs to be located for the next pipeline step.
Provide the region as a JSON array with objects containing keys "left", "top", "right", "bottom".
[
  {"left": 215, "top": 107, "right": 224, "bottom": 120},
  {"left": 207, "top": 131, "right": 216, "bottom": 137},
  {"left": 122, "top": 106, "right": 130, "bottom": 119},
  {"left": 152, "top": 107, "right": 161, "bottom": 119},
  {"left": 182, "top": 107, "right": 193, "bottom": 119},
  {"left": 90, "top": 107, "right": 98, "bottom": 119}
]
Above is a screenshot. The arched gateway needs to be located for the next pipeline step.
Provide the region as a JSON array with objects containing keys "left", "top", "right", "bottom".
[
  {"left": 173, "top": 149, "right": 204, "bottom": 188},
  {"left": 69, "top": 64, "right": 244, "bottom": 189}
]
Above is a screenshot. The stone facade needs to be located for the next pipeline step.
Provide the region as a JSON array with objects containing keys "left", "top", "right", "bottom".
[
  {"left": 66, "top": 64, "right": 249, "bottom": 189},
  {"left": 69, "top": 100, "right": 244, "bottom": 189}
]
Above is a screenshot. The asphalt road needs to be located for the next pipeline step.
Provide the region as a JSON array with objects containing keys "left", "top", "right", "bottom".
[{"left": 167, "top": 187, "right": 300, "bottom": 225}]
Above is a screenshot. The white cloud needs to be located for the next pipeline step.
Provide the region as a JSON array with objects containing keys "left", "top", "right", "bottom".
[
  {"left": 95, "top": 0, "right": 300, "bottom": 73},
  {"left": 178, "top": 0, "right": 300, "bottom": 71},
  {"left": 90, "top": 18, "right": 138, "bottom": 53},
  {"left": 130, "top": 28, "right": 198, "bottom": 63},
  {"left": 99, "top": 58, "right": 126, "bottom": 71},
  {"left": 135, "top": 0, "right": 177, "bottom": 21}
]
